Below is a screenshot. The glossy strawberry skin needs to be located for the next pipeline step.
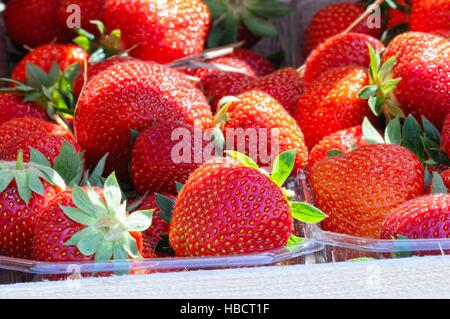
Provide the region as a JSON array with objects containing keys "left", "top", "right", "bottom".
[
  {"left": 73, "top": 56, "right": 131, "bottom": 96},
  {"left": 11, "top": 44, "right": 88, "bottom": 83},
  {"left": 58, "top": 0, "right": 107, "bottom": 35},
  {"left": 383, "top": 32, "right": 450, "bottom": 129},
  {"left": 304, "top": 33, "right": 385, "bottom": 84},
  {"left": 0, "top": 117, "right": 80, "bottom": 164},
  {"left": 240, "top": 68, "right": 305, "bottom": 115},
  {"left": 380, "top": 194, "right": 450, "bottom": 240},
  {"left": 32, "top": 188, "right": 148, "bottom": 262},
  {"left": 103, "top": 0, "right": 210, "bottom": 64},
  {"left": 304, "top": 3, "right": 382, "bottom": 55},
  {"left": 170, "top": 157, "right": 292, "bottom": 257},
  {"left": 4, "top": 0, "right": 70, "bottom": 48},
  {"left": 294, "top": 67, "right": 372, "bottom": 150},
  {"left": 442, "top": 114, "right": 450, "bottom": 157},
  {"left": 311, "top": 144, "right": 424, "bottom": 238},
  {"left": 75, "top": 60, "right": 213, "bottom": 180},
  {"left": 136, "top": 194, "right": 175, "bottom": 258},
  {"left": 131, "top": 122, "right": 208, "bottom": 195},
  {"left": 222, "top": 90, "right": 308, "bottom": 173},
  {"left": 0, "top": 93, "right": 47, "bottom": 125},
  {"left": 0, "top": 181, "right": 59, "bottom": 259},
  {"left": 410, "top": 0, "right": 450, "bottom": 33},
  {"left": 308, "top": 126, "right": 367, "bottom": 171}
]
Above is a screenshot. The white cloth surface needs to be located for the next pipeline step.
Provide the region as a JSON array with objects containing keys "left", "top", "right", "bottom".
[{"left": 1, "top": 256, "right": 450, "bottom": 299}]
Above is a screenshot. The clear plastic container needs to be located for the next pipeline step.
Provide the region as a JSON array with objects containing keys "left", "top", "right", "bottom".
[
  {"left": 295, "top": 173, "right": 450, "bottom": 262},
  {"left": 0, "top": 240, "right": 325, "bottom": 284}
]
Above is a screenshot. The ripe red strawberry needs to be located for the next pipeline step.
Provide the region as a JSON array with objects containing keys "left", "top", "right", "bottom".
[
  {"left": 0, "top": 93, "right": 47, "bottom": 125},
  {"left": 308, "top": 126, "right": 367, "bottom": 170},
  {"left": 218, "top": 91, "right": 309, "bottom": 173},
  {"left": 304, "top": 3, "right": 382, "bottom": 55},
  {"left": 239, "top": 68, "right": 305, "bottom": 115},
  {"left": 11, "top": 44, "right": 88, "bottom": 83},
  {"left": 73, "top": 56, "right": 131, "bottom": 96},
  {"left": 304, "top": 33, "right": 385, "bottom": 84},
  {"left": 32, "top": 173, "right": 155, "bottom": 263},
  {"left": 103, "top": 0, "right": 210, "bottom": 64},
  {"left": 75, "top": 59, "right": 213, "bottom": 180},
  {"left": 382, "top": 32, "right": 450, "bottom": 129},
  {"left": 0, "top": 117, "right": 80, "bottom": 164},
  {"left": 294, "top": 66, "right": 372, "bottom": 149},
  {"left": 441, "top": 114, "right": 450, "bottom": 157},
  {"left": 410, "top": 0, "right": 450, "bottom": 33},
  {"left": 134, "top": 193, "right": 176, "bottom": 257},
  {"left": 0, "top": 153, "right": 66, "bottom": 258},
  {"left": 380, "top": 194, "right": 450, "bottom": 240},
  {"left": 311, "top": 144, "right": 424, "bottom": 238},
  {"left": 131, "top": 121, "right": 209, "bottom": 195},
  {"left": 4, "top": 0, "right": 69, "bottom": 48},
  {"left": 170, "top": 151, "right": 326, "bottom": 257},
  {"left": 58, "top": 0, "right": 107, "bottom": 35}
]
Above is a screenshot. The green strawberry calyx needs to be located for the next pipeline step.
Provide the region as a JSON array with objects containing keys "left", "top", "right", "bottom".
[
  {"left": 74, "top": 20, "right": 126, "bottom": 64},
  {"left": 225, "top": 149, "right": 328, "bottom": 248},
  {"left": 362, "top": 115, "right": 450, "bottom": 166},
  {"left": 359, "top": 44, "right": 405, "bottom": 122},
  {"left": 0, "top": 62, "right": 81, "bottom": 126},
  {"left": 63, "top": 172, "right": 154, "bottom": 261},
  {"left": 0, "top": 151, "right": 66, "bottom": 205},
  {"left": 205, "top": 0, "right": 293, "bottom": 47},
  {"left": 429, "top": 172, "right": 449, "bottom": 195}
]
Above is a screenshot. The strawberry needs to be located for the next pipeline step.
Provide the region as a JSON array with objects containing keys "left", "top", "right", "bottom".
[
  {"left": 310, "top": 144, "right": 424, "bottom": 238},
  {"left": 131, "top": 121, "right": 210, "bottom": 195},
  {"left": 239, "top": 68, "right": 305, "bottom": 115},
  {"left": 382, "top": 32, "right": 450, "bottom": 128},
  {"left": 308, "top": 126, "right": 367, "bottom": 171},
  {"left": 0, "top": 117, "right": 80, "bottom": 164},
  {"left": 169, "top": 150, "right": 327, "bottom": 257},
  {"left": 380, "top": 194, "right": 450, "bottom": 240},
  {"left": 304, "top": 33, "right": 385, "bottom": 84},
  {"left": 410, "top": 0, "right": 450, "bottom": 34},
  {"left": 75, "top": 59, "right": 213, "bottom": 180},
  {"left": 32, "top": 173, "right": 155, "bottom": 263},
  {"left": 4, "top": 0, "right": 69, "bottom": 48},
  {"left": 0, "top": 152, "right": 66, "bottom": 258},
  {"left": 11, "top": 44, "right": 88, "bottom": 84},
  {"left": 73, "top": 56, "right": 131, "bottom": 96},
  {"left": 0, "top": 93, "right": 47, "bottom": 125},
  {"left": 217, "top": 91, "right": 309, "bottom": 173},
  {"left": 58, "top": 0, "right": 107, "bottom": 35},
  {"left": 133, "top": 193, "right": 176, "bottom": 257},
  {"left": 442, "top": 114, "right": 450, "bottom": 157},
  {"left": 304, "top": 3, "right": 382, "bottom": 55},
  {"left": 204, "top": 0, "right": 292, "bottom": 47},
  {"left": 294, "top": 66, "right": 372, "bottom": 149},
  {"left": 103, "top": 0, "right": 210, "bottom": 64}
]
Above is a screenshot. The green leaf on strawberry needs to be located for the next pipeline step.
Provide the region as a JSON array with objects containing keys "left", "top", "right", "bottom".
[
  {"left": 63, "top": 172, "right": 154, "bottom": 261},
  {"left": 271, "top": 149, "right": 296, "bottom": 187},
  {"left": 291, "top": 201, "right": 328, "bottom": 224},
  {"left": 0, "top": 151, "right": 66, "bottom": 204},
  {"left": 430, "top": 172, "right": 449, "bottom": 195}
]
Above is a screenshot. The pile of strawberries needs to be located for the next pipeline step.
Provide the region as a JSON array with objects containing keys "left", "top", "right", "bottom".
[{"left": 0, "top": 0, "right": 448, "bottom": 275}]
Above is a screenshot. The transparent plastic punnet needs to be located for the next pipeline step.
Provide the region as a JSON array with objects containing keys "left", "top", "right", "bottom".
[
  {"left": 0, "top": 240, "right": 324, "bottom": 284},
  {"left": 0, "top": 177, "right": 325, "bottom": 284},
  {"left": 296, "top": 173, "right": 450, "bottom": 262}
]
